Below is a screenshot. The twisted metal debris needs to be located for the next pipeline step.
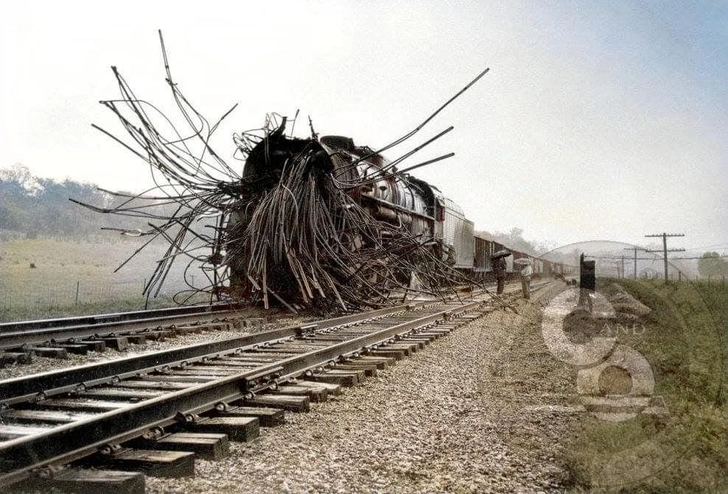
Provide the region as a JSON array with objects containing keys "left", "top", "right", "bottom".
[{"left": 75, "top": 32, "right": 488, "bottom": 312}]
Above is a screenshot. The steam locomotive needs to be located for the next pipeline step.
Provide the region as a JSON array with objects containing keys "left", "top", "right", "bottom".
[
  {"left": 88, "top": 42, "right": 570, "bottom": 308},
  {"left": 227, "top": 129, "right": 572, "bottom": 301}
]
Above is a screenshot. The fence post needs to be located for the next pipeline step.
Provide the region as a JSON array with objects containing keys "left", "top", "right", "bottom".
[{"left": 75, "top": 281, "right": 80, "bottom": 305}]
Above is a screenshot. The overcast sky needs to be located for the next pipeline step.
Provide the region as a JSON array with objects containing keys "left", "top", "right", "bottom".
[{"left": 2, "top": 1, "right": 726, "bottom": 254}]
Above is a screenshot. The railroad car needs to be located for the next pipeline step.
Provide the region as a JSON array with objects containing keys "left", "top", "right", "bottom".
[{"left": 227, "top": 130, "right": 571, "bottom": 301}]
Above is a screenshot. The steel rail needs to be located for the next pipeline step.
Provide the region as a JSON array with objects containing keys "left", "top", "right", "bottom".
[
  {"left": 0, "top": 309, "right": 243, "bottom": 352},
  {"left": 247, "top": 300, "right": 480, "bottom": 387},
  {"left": 0, "top": 302, "right": 416, "bottom": 405},
  {"left": 0, "top": 288, "right": 477, "bottom": 351},
  {"left": 0, "top": 299, "right": 480, "bottom": 486},
  {"left": 0, "top": 281, "right": 545, "bottom": 353},
  {"left": 0, "top": 303, "right": 241, "bottom": 333}
]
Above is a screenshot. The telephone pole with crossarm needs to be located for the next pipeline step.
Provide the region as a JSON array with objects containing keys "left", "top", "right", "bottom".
[
  {"left": 623, "top": 246, "right": 646, "bottom": 279},
  {"left": 645, "top": 233, "right": 685, "bottom": 282}
]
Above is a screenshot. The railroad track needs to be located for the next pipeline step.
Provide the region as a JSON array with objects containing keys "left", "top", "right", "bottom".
[
  {"left": 0, "top": 280, "right": 546, "bottom": 367},
  {"left": 0, "top": 303, "right": 245, "bottom": 333},
  {"left": 0, "top": 280, "right": 551, "bottom": 492},
  {"left": 0, "top": 304, "right": 252, "bottom": 366},
  {"left": 0, "top": 288, "right": 529, "bottom": 493}
]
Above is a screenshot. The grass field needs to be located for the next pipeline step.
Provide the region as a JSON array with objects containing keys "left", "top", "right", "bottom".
[
  {"left": 0, "top": 237, "right": 206, "bottom": 321},
  {"left": 564, "top": 279, "right": 726, "bottom": 492}
]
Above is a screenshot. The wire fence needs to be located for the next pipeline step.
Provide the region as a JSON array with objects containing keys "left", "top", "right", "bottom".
[
  {"left": 3, "top": 279, "right": 138, "bottom": 308},
  {"left": 0, "top": 278, "right": 196, "bottom": 321}
]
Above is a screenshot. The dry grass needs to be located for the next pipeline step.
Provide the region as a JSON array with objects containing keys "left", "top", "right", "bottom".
[
  {"left": 564, "top": 279, "right": 726, "bottom": 493},
  {"left": 0, "top": 237, "right": 201, "bottom": 321}
]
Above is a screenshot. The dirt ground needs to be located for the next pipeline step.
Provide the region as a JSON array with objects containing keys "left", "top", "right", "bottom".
[{"left": 145, "top": 281, "right": 579, "bottom": 493}]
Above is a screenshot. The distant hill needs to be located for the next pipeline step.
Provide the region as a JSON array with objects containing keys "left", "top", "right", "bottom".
[
  {"left": 475, "top": 227, "right": 551, "bottom": 256},
  {"left": 2, "top": 165, "right": 555, "bottom": 261},
  {"left": 1, "top": 165, "right": 155, "bottom": 240}
]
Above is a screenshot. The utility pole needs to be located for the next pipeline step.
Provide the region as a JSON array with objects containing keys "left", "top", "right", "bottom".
[
  {"left": 624, "top": 246, "right": 644, "bottom": 279},
  {"left": 645, "top": 233, "right": 685, "bottom": 283}
]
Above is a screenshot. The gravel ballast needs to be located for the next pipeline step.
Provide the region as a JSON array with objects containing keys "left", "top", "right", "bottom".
[
  {"left": 145, "top": 282, "right": 578, "bottom": 493},
  {"left": 0, "top": 315, "right": 307, "bottom": 381}
]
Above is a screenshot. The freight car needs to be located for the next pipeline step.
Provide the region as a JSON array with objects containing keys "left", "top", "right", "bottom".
[{"left": 471, "top": 236, "right": 574, "bottom": 283}]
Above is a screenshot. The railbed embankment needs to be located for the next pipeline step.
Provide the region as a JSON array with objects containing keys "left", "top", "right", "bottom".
[{"left": 146, "top": 281, "right": 575, "bottom": 493}]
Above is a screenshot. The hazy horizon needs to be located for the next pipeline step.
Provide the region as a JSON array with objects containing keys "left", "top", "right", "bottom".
[{"left": 3, "top": 1, "right": 726, "bottom": 253}]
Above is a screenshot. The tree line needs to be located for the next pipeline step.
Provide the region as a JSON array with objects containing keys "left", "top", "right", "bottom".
[
  {"left": 475, "top": 227, "right": 551, "bottom": 256},
  {"left": 0, "top": 165, "right": 145, "bottom": 239},
  {"left": 698, "top": 252, "right": 728, "bottom": 278},
  {"left": 3, "top": 164, "right": 725, "bottom": 277}
]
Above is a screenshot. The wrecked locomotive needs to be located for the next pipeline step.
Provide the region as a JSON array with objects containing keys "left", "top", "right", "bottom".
[
  {"left": 221, "top": 120, "right": 475, "bottom": 309},
  {"left": 222, "top": 123, "right": 571, "bottom": 310},
  {"left": 79, "top": 34, "right": 573, "bottom": 311}
]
